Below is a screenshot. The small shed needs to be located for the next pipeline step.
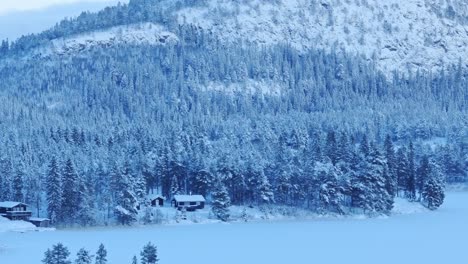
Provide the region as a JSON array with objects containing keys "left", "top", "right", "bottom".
[
  {"left": 0, "top": 201, "right": 32, "bottom": 221},
  {"left": 172, "top": 195, "right": 205, "bottom": 211},
  {"left": 28, "top": 217, "right": 51, "bottom": 228},
  {"left": 148, "top": 195, "right": 165, "bottom": 207}
]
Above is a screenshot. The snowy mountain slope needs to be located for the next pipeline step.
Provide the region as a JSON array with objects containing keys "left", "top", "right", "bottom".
[
  {"left": 39, "top": 22, "right": 178, "bottom": 56},
  {"left": 20, "top": 0, "right": 468, "bottom": 75},
  {"left": 175, "top": 0, "right": 468, "bottom": 74}
]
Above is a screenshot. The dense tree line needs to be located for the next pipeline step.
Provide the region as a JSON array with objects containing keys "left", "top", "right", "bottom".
[
  {"left": 0, "top": 1, "right": 465, "bottom": 226},
  {"left": 42, "top": 242, "right": 159, "bottom": 264}
]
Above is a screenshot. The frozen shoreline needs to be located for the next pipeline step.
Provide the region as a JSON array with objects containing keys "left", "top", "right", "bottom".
[{"left": 2, "top": 192, "right": 466, "bottom": 264}]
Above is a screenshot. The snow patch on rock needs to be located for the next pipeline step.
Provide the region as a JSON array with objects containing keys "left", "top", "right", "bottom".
[{"left": 45, "top": 23, "right": 178, "bottom": 56}]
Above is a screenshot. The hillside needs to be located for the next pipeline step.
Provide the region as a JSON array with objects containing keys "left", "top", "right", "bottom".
[
  {"left": 0, "top": 0, "right": 465, "bottom": 227},
  {"left": 4, "top": 0, "right": 468, "bottom": 75}
]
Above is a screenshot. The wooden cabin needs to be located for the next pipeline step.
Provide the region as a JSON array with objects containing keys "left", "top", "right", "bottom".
[
  {"left": 0, "top": 201, "right": 32, "bottom": 221},
  {"left": 148, "top": 195, "right": 165, "bottom": 207},
  {"left": 172, "top": 195, "right": 205, "bottom": 211},
  {"left": 28, "top": 217, "right": 51, "bottom": 228}
]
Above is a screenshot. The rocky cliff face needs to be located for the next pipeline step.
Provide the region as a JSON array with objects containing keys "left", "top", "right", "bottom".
[{"left": 174, "top": 0, "right": 468, "bottom": 75}]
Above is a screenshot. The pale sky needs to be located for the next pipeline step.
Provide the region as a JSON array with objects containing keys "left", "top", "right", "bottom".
[
  {"left": 0, "top": 0, "right": 117, "bottom": 15},
  {"left": 0, "top": 0, "right": 128, "bottom": 40}
]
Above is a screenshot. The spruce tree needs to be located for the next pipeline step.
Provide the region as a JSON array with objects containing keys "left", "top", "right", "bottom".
[
  {"left": 62, "top": 158, "right": 80, "bottom": 224},
  {"left": 256, "top": 171, "right": 274, "bottom": 205},
  {"left": 132, "top": 256, "right": 138, "bottom": 264},
  {"left": 315, "top": 162, "right": 344, "bottom": 214},
  {"left": 95, "top": 244, "right": 107, "bottom": 264},
  {"left": 140, "top": 242, "right": 159, "bottom": 264},
  {"left": 417, "top": 155, "right": 431, "bottom": 200},
  {"left": 75, "top": 248, "right": 92, "bottom": 264},
  {"left": 384, "top": 135, "right": 397, "bottom": 194},
  {"left": 396, "top": 148, "right": 409, "bottom": 197},
  {"left": 46, "top": 157, "right": 63, "bottom": 224},
  {"left": 12, "top": 162, "right": 25, "bottom": 202},
  {"left": 406, "top": 142, "right": 417, "bottom": 201},
  {"left": 43, "top": 249, "right": 53, "bottom": 264},
  {"left": 0, "top": 158, "right": 13, "bottom": 201},
  {"left": 325, "top": 131, "right": 338, "bottom": 165},
  {"left": 170, "top": 174, "right": 180, "bottom": 197},
  {"left": 421, "top": 160, "right": 445, "bottom": 210},
  {"left": 211, "top": 180, "right": 231, "bottom": 221},
  {"left": 114, "top": 164, "right": 138, "bottom": 225},
  {"left": 43, "top": 243, "right": 71, "bottom": 264}
]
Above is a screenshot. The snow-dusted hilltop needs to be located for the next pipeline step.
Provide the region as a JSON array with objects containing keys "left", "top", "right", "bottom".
[
  {"left": 8, "top": 0, "right": 468, "bottom": 75},
  {"left": 175, "top": 0, "right": 468, "bottom": 74}
]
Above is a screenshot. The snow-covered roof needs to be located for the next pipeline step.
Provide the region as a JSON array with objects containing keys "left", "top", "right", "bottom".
[
  {"left": 172, "top": 195, "right": 205, "bottom": 202},
  {"left": 0, "top": 201, "right": 27, "bottom": 208},
  {"left": 29, "top": 217, "right": 50, "bottom": 222},
  {"left": 147, "top": 195, "right": 165, "bottom": 200}
]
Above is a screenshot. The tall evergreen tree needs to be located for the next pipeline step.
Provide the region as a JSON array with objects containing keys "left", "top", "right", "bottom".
[
  {"left": 421, "top": 159, "right": 445, "bottom": 210},
  {"left": 46, "top": 157, "right": 63, "bottom": 224},
  {"left": 75, "top": 248, "right": 92, "bottom": 264},
  {"left": 211, "top": 180, "right": 231, "bottom": 221},
  {"left": 42, "top": 243, "right": 71, "bottom": 264},
  {"left": 140, "top": 242, "right": 159, "bottom": 264},
  {"left": 62, "top": 158, "right": 80, "bottom": 224},
  {"left": 396, "top": 148, "right": 409, "bottom": 197},
  {"left": 95, "top": 244, "right": 107, "bottom": 264},
  {"left": 406, "top": 142, "right": 417, "bottom": 201},
  {"left": 12, "top": 162, "right": 25, "bottom": 202}
]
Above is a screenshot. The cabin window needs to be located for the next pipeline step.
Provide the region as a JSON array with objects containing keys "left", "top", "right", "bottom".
[
  {"left": 179, "top": 202, "right": 185, "bottom": 206},
  {"left": 190, "top": 202, "right": 197, "bottom": 206}
]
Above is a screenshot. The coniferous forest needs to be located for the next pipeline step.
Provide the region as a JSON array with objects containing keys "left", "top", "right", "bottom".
[{"left": 0, "top": 0, "right": 466, "bottom": 226}]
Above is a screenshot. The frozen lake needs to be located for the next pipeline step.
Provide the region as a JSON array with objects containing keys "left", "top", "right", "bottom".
[{"left": 1, "top": 192, "right": 467, "bottom": 264}]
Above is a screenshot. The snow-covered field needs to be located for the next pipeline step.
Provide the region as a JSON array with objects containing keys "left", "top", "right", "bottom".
[{"left": 1, "top": 192, "right": 467, "bottom": 264}]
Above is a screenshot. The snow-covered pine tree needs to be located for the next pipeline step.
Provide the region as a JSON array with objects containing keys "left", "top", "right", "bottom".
[
  {"left": 140, "top": 242, "right": 159, "bottom": 264},
  {"left": 114, "top": 163, "right": 139, "bottom": 225},
  {"left": 95, "top": 244, "right": 107, "bottom": 264},
  {"left": 350, "top": 139, "right": 393, "bottom": 214},
  {"left": 0, "top": 158, "right": 13, "bottom": 201},
  {"left": 315, "top": 162, "right": 344, "bottom": 214},
  {"left": 256, "top": 170, "right": 274, "bottom": 205},
  {"left": 42, "top": 243, "right": 71, "bottom": 264},
  {"left": 132, "top": 256, "right": 138, "bottom": 264},
  {"left": 170, "top": 174, "right": 180, "bottom": 197},
  {"left": 75, "top": 248, "right": 92, "bottom": 264},
  {"left": 406, "top": 142, "right": 417, "bottom": 201},
  {"left": 192, "top": 169, "right": 214, "bottom": 197},
  {"left": 12, "top": 161, "right": 25, "bottom": 202},
  {"left": 46, "top": 157, "right": 63, "bottom": 224},
  {"left": 76, "top": 175, "right": 95, "bottom": 226},
  {"left": 62, "top": 158, "right": 80, "bottom": 224},
  {"left": 396, "top": 148, "right": 409, "bottom": 197},
  {"left": 211, "top": 180, "right": 231, "bottom": 221},
  {"left": 421, "top": 159, "right": 445, "bottom": 210},
  {"left": 417, "top": 155, "right": 431, "bottom": 200},
  {"left": 384, "top": 135, "right": 397, "bottom": 194},
  {"left": 274, "top": 171, "right": 291, "bottom": 205},
  {"left": 43, "top": 249, "right": 52, "bottom": 264},
  {"left": 368, "top": 144, "right": 394, "bottom": 214}
]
